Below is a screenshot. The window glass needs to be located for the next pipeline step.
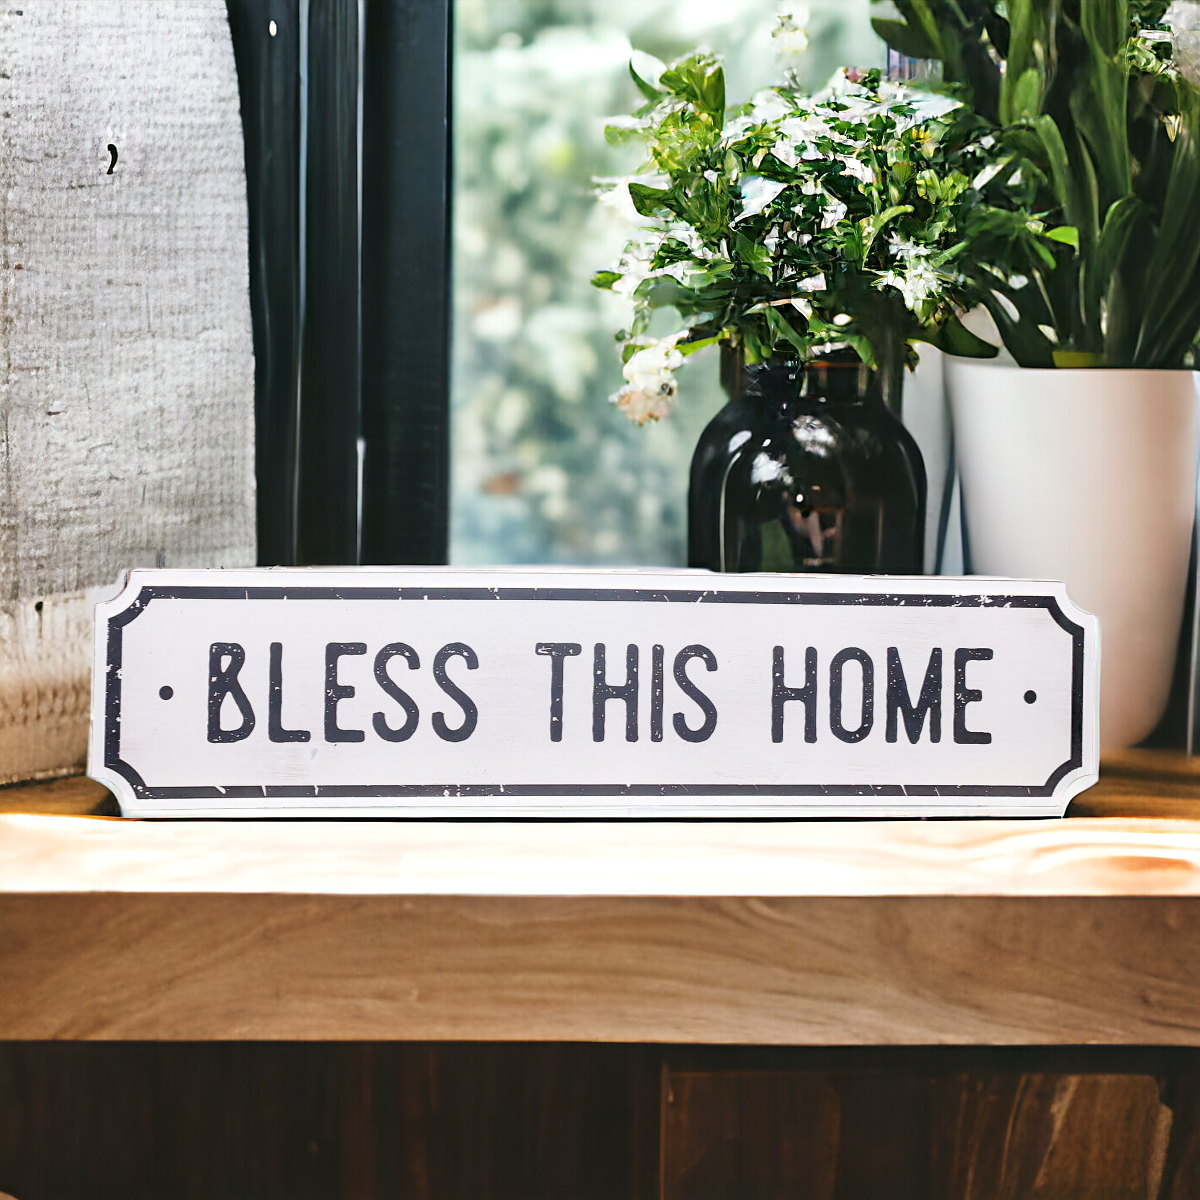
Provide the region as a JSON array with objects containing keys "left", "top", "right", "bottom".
[{"left": 451, "top": 0, "right": 885, "bottom": 565}]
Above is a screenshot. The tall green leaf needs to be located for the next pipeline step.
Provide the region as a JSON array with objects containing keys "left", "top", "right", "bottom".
[
  {"left": 870, "top": 17, "right": 940, "bottom": 59},
  {"left": 1137, "top": 124, "right": 1200, "bottom": 363},
  {"left": 999, "top": 0, "right": 1044, "bottom": 124},
  {"left": 915, "top": 312, "right": 1001, "bottom": 357},
  {"left": 903, "top": 0, "right": 946, "bottom": 58},
  {"left": 1151, "top": 268, "right": 1200, "bottom": 366},
  {"left": 1085, "top": 194, "right": 1148, "bottom": 344},
  {"left": 629, "top": 61, "right": 661, "bottom": 103},
  {"left": 627, "top": 182, "right": 673, "bottom": 216},
  {"left": 977, "top": 289, "right": 1056, "bottom": 366},
  {"left": 1069, "top": 50, "right": 1130, "bottom": 212},
  {"left": 1103, "top": 205, "right": 1156, "bottom": 365},
  {"left": 764, "top": 306, "right": 808, "bottom": 356},
  {"left": 1080, "top": 0, "right": 1126, "bottom": 57},
  {"left": 1035, "top": 113, "right": 1073, "bottom": 215}
]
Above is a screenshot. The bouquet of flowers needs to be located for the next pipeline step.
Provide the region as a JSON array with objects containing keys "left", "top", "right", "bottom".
[{"left": 594, "top": 49, "right": 1054, "bottom": 422}]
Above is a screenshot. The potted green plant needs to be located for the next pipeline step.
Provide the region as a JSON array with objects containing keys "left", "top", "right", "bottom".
[
  {"left": 595, "top": 50, "right": 1050, "bottom": 575},
  {"left": 875, "top": 0, "right": 1200, "bottom": 748}
]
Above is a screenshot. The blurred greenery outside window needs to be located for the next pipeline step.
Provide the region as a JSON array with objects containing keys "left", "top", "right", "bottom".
[{"left": 450, "top": 0, "right": 886, "bottom": 566}]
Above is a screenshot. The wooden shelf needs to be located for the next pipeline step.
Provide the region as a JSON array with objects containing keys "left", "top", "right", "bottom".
[{"left": 2, "top": 766, "right": 1199, "bottom": 1045}]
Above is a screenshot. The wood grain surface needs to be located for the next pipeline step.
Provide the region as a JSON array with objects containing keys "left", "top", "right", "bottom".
[
  {"left": 2, "top": 890, "right": 1198, "bottom": 1043},
  {"left": 3, "top": 809, "right": 1200, "bottom": 895},
  {"left": 0, "top": 775, "right": 115, "bottom": 816},
  {"left": 3, "top": 770, "right": 1200, "bottom": 1042},
  {"left": 1073, "top": 747, "right": 1200, "bottom": 818}
]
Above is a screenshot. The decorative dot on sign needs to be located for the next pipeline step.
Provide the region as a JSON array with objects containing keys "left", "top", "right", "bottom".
[
  {"left": 1024, "top": 690, "right": 1037, "bottom": 704},
  {"left": 269, "top": 19, "right": 277, "bottom": 35},
  {"left": 159, "top": 685, "right": 174, "bottom": 701}
]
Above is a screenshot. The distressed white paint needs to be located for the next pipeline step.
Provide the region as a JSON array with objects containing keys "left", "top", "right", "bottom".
[
  {"left": 0, "top": 1, "right": 256, "bottom": 781},
  {"left": 91, "top": 568, "right": 1099, "bottom": 818}
]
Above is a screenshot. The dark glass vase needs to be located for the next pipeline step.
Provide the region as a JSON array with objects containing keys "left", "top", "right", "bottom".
[{"left": 687, "top": 354, "right": 926, "bottom": 574}]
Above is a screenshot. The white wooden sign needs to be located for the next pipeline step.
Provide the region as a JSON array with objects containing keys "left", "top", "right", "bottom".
[{"left": 89, "top": 568, "right": 1098, "bottom": 818}]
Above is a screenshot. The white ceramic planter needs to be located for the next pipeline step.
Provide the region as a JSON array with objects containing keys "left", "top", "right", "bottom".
[{"left": 945, "top": 361, "right": 1199, "bottom": 751}]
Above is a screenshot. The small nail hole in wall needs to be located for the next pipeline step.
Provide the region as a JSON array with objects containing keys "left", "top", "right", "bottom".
[
  {"left": 34, "top": 600, "right": 43, "bottom": 613},
  {"left": 106, "top": 144, "right": 118, "bottom": 174}
]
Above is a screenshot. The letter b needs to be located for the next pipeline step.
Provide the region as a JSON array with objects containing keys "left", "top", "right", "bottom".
[{"left": 207, "top": 642, "right": 255, "bottom": 743}]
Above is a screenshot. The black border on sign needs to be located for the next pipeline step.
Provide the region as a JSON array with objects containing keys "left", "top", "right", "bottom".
[{"left": 103, "top": 586, "right": 1087, "bottom": 801}]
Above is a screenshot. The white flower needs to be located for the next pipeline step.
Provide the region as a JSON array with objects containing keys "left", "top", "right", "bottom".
[
  {"left": 675, "top": 227, "right": 717, "bottom": 261},
  {"left": 734, "top": 175, "right": 787, "bottom": 223},
  {"left": 879, "top": 240, "right": 948, "bottom": 308},
  {"left": 623, "top": 332, "right": 686, "bottom": 389},
  {"left": 820, "top": 197, "right": 848, "bottom": 228},
  {"left": 605, "top": 228, "right": 707, "bottom": 300},
  {"left": 609, "top": 332, "right": 687, "bottom": 424},
  {"left": 880, "top": 83, "right": 960, "bottom": 129},
  {"left": 889, "top": 237, "right": 933, "bottom": 264},
  {"left": 611, "top": 386, "right": 674, "bottom": 424},
  {"left": 773, "top": 9, "right": 810, "bottom": 58},
  {"left": 837, "top": 154, "right": 875, "bottom": 187},
  {"left": 876, "top": 258, "right": 944, "bottom": 310},
  {"left": 722, "top": 114, "right": 757, "bottom": 144},
  {"left": 1165, "top": 2, "right": 1200, "bottom": 85},
  {"left": 748, "top": 88, "right": 793, "bottom": 124},
  {"left": 812, "top": 72, "right": 960, "bottom": 133},
  {"left": 771, "top": 140, "right": 798, "bottom": 168},
  {"left": 772, "top": 111, "right": 846, "bottom": 167},
  {"left": 788, "top": 112, "right": 844, "bottom": 146},
  {"left": 608, "top": 240, "right": 656, "bottom": 298}
]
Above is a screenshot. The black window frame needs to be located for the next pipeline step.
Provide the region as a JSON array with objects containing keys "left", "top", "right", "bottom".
[{"left": 228, "top": 0, "right": 452, "bottom": 568}]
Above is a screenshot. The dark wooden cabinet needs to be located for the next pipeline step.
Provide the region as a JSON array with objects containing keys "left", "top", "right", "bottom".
[
  {"left": 661, "top": 1055, "right": 1200, "bottom": 1200},
  {"left": 2, "top": 1044, "right": 1197, "bottom": 1199}
]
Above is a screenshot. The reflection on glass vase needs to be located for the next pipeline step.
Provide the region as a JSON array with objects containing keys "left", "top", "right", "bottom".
[{"left": 688, "top": 352, "right": 926, "bottom": 574}]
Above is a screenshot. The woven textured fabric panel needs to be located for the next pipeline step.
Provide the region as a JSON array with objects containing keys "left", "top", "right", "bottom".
[{"left": 0, "top": 0, "right": 255, "bottom": 780}]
